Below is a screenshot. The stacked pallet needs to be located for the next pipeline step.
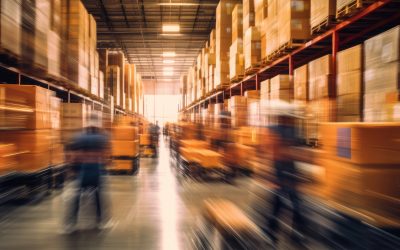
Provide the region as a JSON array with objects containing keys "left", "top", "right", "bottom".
[
  {"left": 111, "top": 125, "right": 139, "bottom": 172},
  {"left": 61, "top": 102, "right": 92, "bottom": 143},
  {"left": 245, "top": 90, "right": 260, "bottom": 127},
  {"left": 254, "top": 0, "right": 268, "bottom": 60},
  {"left": 270, "top": 75, "right": 292, "bottom": 101},
  {"left": 0, "top": 85, "right": 63, "bottom": 171},
  {"left": 61, "top": 0, "right": 90, "bottom": 90},
  {"left": 215, "top": 0, "right": 240, "bottom": 89},
  {"left": 310, "top": 0, "right": 336, "bottom": 34},
  {"left": 308, "top": 54, "right": 336, "bottom": 140},
  {"left": 320, "top": 123, "right": 400, "bottom": 227},
  {"left": 364, "top": 26, "right": 400, "bottom": 122},
  {"left": 106, "top": 66, "right": 120, "bottom": 107},
  {"left": 230, "top": 96, "right": 247, "bottom": 127},
  {"left": 180, "top": 75, "right": 188, "bottom": 109},
  {"left": 294, "top": 64, "right": 308, "bottom": 102},
  {"left": 0, "top": 0, "right": 21, "bottom": 57},
  {"left": 89, "top": 15, "right": 99, "bottom": 96},
  {"left": 48, "top": 0, "right": 62, "bottom": 77},
  {"left": 266, "top": 0, "right": 310, "bottom": 60},
  {"left": 337, "top": 45, "right": 362, "bottom": 122},
  {"left": 229, "top": 4, "right": 244, "bottom": 82},
  {"left": 205, "top": 31, "right": 216, "bottom": 93},
  {"left": 108, "top": 51, "right": 125, "bottom": 108}
]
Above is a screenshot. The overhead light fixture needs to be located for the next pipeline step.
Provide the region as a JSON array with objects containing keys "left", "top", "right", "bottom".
[
  {"left": 160, "top": 33, "right": 182, "bottom": 36},
  {"left": 163, "top": 59, "right": 175, "bottom": 64},
  {"left": 162, "top": 51, "right": 176, "bottom": 57},
  {"left": 162, "top": 24, "right": 180, "bottom": 32}
]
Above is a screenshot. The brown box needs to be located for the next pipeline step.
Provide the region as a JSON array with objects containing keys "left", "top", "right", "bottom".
[
  {"left": 310, "top": 0, "right": 336, "bottom": 30},
  {"left": 232, "top": 4, "right": 243, "bottom": 42},
  {"left": 270, "top": 74, "right": 291, "bottom": 91},
  {"left": 110, "top": 160, "right": 133, "bottom": 171},
  {"left": 244, "top": 26, "right": 261, "bottom": 70},
  {"left": 319, "top": 122, "right": 400, "bottom": 164},
  {"left": 294, "top": 64, "right": 308, "bottom": 100},
  {"left": 277, "top": 0, "right": 310, "bottom": 48},
  {"left": 112, "top": 126, "right": 139, "bottom": 141},
  {"left": 111, "top": 140, "right": 139, "bottom": 157}
]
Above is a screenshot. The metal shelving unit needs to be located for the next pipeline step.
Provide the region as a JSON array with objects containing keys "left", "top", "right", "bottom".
[{"left": 181, "top": 0, "right": 400, "bottom": 117}]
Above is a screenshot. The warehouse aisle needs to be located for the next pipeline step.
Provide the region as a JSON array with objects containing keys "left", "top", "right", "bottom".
[{"left": 0, "top": 139, "right": 260, "bottom": 250}]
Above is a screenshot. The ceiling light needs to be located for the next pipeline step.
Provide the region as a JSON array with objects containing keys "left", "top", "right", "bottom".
[
  {"left": 162, "top": 24, "right": 180, "bottom": 32},
  {"left": 163, "top": 59, "right": 175, "bottom": 64},
  {"left": 162, "top": 51, "right": 176, "bottom": 57},
  {"left": 160, "top": 33, "right": 182, "bottom": 36}
]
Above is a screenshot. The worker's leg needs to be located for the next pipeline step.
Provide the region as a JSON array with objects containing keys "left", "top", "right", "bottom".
[
  {"left": 268, "top": 190, "right": 283, "bottom": 233},
  {"left": 288, "top": 187, "right": 304, "bottom": 233},
  {"left": 66, "top": 187, "right": 82, "bottom": 226},
  {"left": 94, "top": 186, "right": 103, "bottom": 223}
]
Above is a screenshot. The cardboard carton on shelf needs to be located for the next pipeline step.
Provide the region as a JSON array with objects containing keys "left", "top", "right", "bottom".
[{"left": 18, "top": 151, "right": 50, "bottom": 172}]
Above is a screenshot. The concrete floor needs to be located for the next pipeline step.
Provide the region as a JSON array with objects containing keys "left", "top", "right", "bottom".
[{"left": 0, "top": 139, "right": 329, "bottom": 250}]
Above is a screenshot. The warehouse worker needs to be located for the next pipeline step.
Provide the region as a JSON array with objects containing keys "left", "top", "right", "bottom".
[
  {"left": 149, "top": 121, "right": 160, "bottom": 157},
  {"left": 263, "top": 110, "right": 305, "bottom": 244},
  {"left": 63, "top": 114, "right": 113, "bottom": 233}
]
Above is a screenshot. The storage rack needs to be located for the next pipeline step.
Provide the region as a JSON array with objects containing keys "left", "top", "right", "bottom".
[{"left": 181, "top": 0, "right": 400, "bottom": 117}]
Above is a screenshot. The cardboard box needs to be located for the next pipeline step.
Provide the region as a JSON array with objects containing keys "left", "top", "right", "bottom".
[
  {"left": 337, "top": 93, "right": 361, "bottom": 116},
  {"left": 270, "top": 74, "right": 291, "bottom": 91},
  {"left": 244, "top": 26, "right": 261, "bottom": 70},
  {"left": 338, "top": 44, "right": 362, "bottom": 73},
  {"left": 294, "top": 64, "right": 308, "bottom": 100},
  {"left": 112, "top": 140, "right": 139, "bottom": 157},
  {"left": 0, "top": 130, "right": 52, "bottom": 153},
  {"left": 61, "top": 103, "right": 88, "bottom": 118},
  {"left": 0, "top": 144, "right": 17, "bottom": 174},
  {"left": 232, "top": 4, "right": 243, "bottom": 42},
  {"left": 277, "top": 0, "right": 310, "bottom": 48},
  {"left": 139, "top": 134, "right": 152, "bottom": 146},
  {"left": 260, "top": 79, "right": 270, "bottom": 99},
  {"left": 310, "top": 0, "right": 336, "bottom": 29},
  {"left": 319, "top": 122, "right": 400, "bottom": 164},
  {"left": 112, "top": 126, "right": 139, "bottom": 141}
]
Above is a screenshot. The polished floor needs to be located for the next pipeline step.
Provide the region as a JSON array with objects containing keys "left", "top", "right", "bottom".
[{"left": 0, "top": 139, "right": 328, "bottom": 250}]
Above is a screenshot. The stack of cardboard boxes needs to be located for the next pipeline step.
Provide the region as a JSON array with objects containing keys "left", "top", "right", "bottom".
[
  {"left": 243, "top": 0, "right": 263, "bottom": 71},
  {"left": 0, "top": 85, "right": 63, "bottom": 171},
  {"left": 0, "top": 144, "right": 17, "bottom": 174},
  {"left": 254, "top": 0, "right": 267, "bottom": 60},
  {"left": 270, "top": 75, "right": 292, "bottom": 101},
  {"left": 294, "top": 64, "right": 308, "bottom": 102},
  {"left": 230, "top": 96, "right": 247, "bottom": 127},
  {"left": 108, "top": 51, "right": 125, "bottom": 108},
  {"left": 61, "top": 0, "right": 90, "bottom": 90},
  {"left": 0, "top": 0, "right": 21, "bottom": 58},
  {"left": 337, "top": 45, "right": 362, "bottom": 122},
  {"left": 364, "top": 26, "right": 400, "bottom": 122},
  {"left": 111, "top": 125, "right": 139, "bottom": 171},
  {"left": 48, "top": 0, "right": 62, "bottom": 77},
  {"left": 245, "top": 90, "right": 260, "bottom": 127},
  {"left": 61, "top": 102, "right": 91, "bottom": 143},
  {"left": 307, "top": 54, "right": 336, "bottom": 140},
  {"left": 89, "top": 15, "right": 99, "bottom": 96},
  {"left": 215, "top": 0, "right": 240, "bottom": 89},
  {"left": 229, "top": 4, "right": 244, "bottom": 81},
  {"left": 207, "top": 30, "right": 216, "bottom": 92},
  {"left": 320, "top": 122, "right": 400, "bottom": 226},
  {"left": 310, "top": 0, "right": 336, "bottom": 32},
  {"left": 277, "top": 0, "right": 310, "bottom": 50}
]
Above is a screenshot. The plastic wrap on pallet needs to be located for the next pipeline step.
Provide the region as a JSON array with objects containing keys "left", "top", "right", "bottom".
[{"left": 310, "top": 0, "right": 336, "bottom": 31}]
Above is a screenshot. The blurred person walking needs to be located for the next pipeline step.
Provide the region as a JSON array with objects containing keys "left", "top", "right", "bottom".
[
  {"left": 63, "top": 114, "right": 113, "bottom": 233},
  {"left": 264, "top": 113, "right": 305, "bottom": 244}
]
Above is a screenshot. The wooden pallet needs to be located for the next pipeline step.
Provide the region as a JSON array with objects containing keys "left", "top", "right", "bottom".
[
  {"left": 245, "top": 65, "right": 261, "bottom": 76},
  {"left": 311, "top": 15, "right": 337, "bottom": 35},
  {"left": 336, "top": 0, "right": 375, "bottom": 20},
  {"left": 230, "top": 75, "right": 244, "bottom": 84}
]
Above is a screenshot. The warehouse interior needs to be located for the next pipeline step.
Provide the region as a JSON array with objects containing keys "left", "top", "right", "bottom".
[{"left": 0, "top": 0, "right": 400, "bottom": 249}]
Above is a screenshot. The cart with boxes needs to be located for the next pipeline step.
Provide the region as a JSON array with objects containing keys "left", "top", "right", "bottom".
[{"left": 109, "top": 125, "right": 140, "bottom": 175}]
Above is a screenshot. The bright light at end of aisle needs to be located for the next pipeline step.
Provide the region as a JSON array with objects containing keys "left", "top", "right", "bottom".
[
  {"left": 163, "top": 67, "right": 174, "bottom": 76},
  {"left": 162, "top": 51, "right": 176, "bottom": 57},
  {"left": 162, "top": 24, "right": 180, "bottom": 33},
  {"left": 163, "top": 59, "right": 175, "bottom": 64}
]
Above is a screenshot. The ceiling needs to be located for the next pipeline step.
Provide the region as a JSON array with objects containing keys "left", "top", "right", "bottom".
[{"left": 82, "top": 0, "right": 219, "bottom": 94}]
